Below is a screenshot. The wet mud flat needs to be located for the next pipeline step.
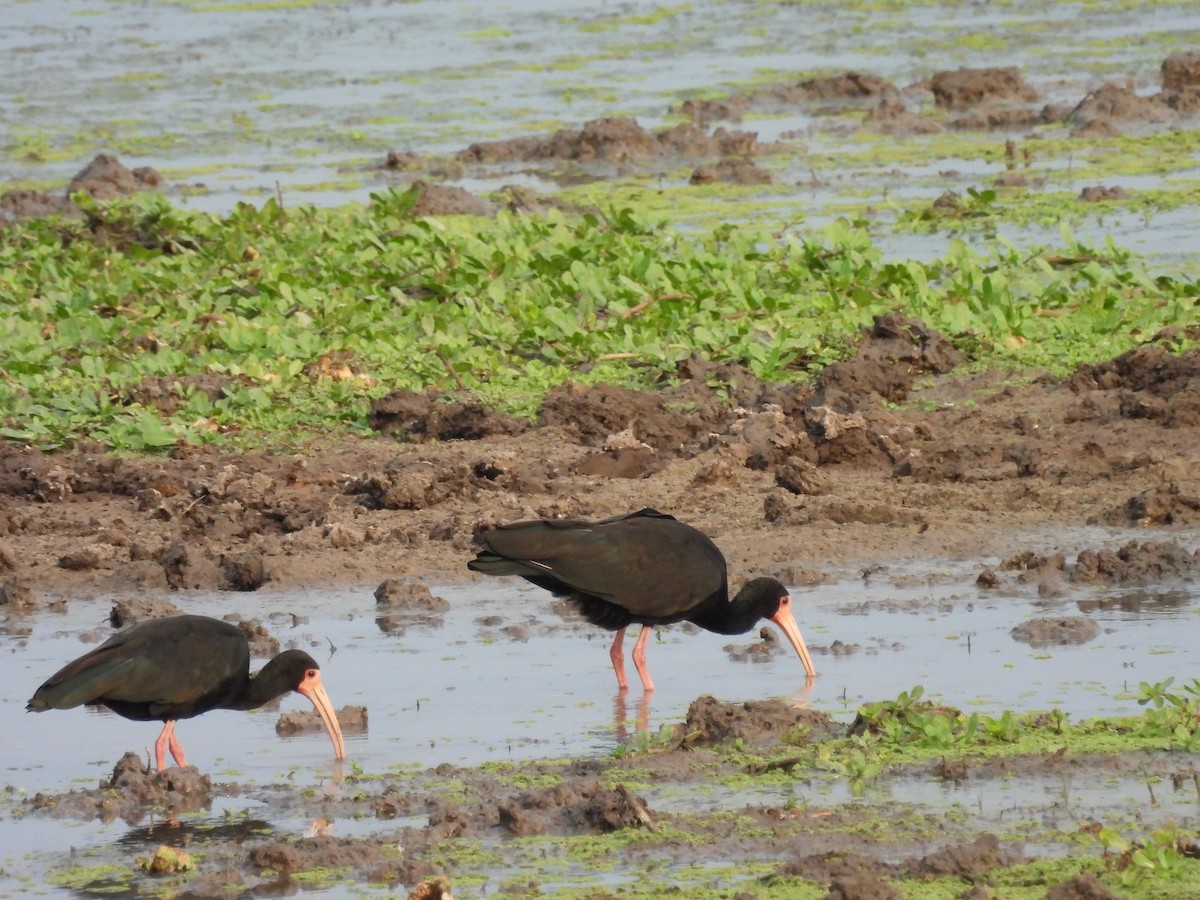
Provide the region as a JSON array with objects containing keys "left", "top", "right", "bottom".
[
  {"left": 4, "top": 552, "right": 1200, "bottom": 898},
  {"left": 5, "top": 2, "right": 1200, "bottom": 270}
]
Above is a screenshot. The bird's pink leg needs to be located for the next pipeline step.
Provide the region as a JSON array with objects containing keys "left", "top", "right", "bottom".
[
  {"left": 631, "top": 625, "right": 655, "bottom": 693},
  {"left": 609, "top": 627, "right": 629, "bottom": 691},
  {"left": 154, "top": 720, "right": 188, "bottom": 770},
  {"left": 154, "top": 721, "right": 173, "bottom": 771},
  {"left": 167, "top": 723, "right": 188, "bottom": 768}
]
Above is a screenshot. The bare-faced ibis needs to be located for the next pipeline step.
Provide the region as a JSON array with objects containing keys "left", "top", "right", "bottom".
[
  {"left": 27, "top": 614, "right": 347, "bottom": 770},
  {"left": 468, "top": 507, "right": 816, "bottom": 692}
]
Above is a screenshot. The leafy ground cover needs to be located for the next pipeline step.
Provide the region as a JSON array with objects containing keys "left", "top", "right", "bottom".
[{"left": 2, "top": 191, "right": 1195, "bottom": 451}]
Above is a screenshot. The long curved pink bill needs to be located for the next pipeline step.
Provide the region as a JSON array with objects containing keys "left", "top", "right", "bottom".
[
  {"left": 769, "top": 602, "right": 816, "bottom": 679},
  {"left": 297, "top": 671, "right": 347, "bottom": 760}
]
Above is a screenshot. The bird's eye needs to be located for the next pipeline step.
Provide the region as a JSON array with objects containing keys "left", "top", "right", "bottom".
[
  {"left": 779, "top": 596, "right": 791, "bottom": 609},
  {"left": 306, "top": 668, "right": 318, "bottom": 679}
]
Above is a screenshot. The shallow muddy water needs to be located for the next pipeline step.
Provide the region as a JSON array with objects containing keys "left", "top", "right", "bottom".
[
  {"left": 2, "top": 531, "right": 1199, "bottom": 895},
  {"left": 7, "top": 534, "right": 1198, "bottom": 787}
]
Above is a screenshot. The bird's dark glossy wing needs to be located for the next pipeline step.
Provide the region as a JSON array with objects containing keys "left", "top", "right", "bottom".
[
  {"left": 477, "top": 509, "right": 729, "bottom": 618},
  {"left": 27, "top": 649, "right": 139, "bottom": 711},
  {"left": 27, "top": 615, "right": 249, "bottom": 712}
]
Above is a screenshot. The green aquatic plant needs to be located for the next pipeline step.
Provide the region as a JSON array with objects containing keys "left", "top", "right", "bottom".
[
  {"left": 1099, "top": 826, "right": 1192, "bottom": 886},
  {"left": 1135, "top": 677, "right": 1200, "bottom": 749},
  {"left": 0, "top": 194, "right": 1195, "bottom": 451}
]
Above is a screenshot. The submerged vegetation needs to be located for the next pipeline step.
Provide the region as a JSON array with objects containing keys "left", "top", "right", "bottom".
[{"left": 1, "top": 190, "right": 1195, "bottom": 451}]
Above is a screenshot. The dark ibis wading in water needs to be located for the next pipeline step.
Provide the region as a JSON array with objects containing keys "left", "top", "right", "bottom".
[
  {"left": 468, "top": 508, "right": 817, "bottom": 692},
  {"left": 27, "top": 614, "right": 347, "bottom": 770}
]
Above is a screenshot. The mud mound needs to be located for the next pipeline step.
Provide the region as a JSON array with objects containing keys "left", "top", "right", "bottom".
[
  {"left": 777, "top": 851, "right": 896, "bottom": 883},
  {"left": 1069, "top": 345, "right": 1200, "bottom": 426},
  {"left": 1072, "top": 540, "right": 1199, "bottom": 584},
  {"left": 0, "top": 188, "right": 80, "bottom": 223},
  {"left": 458, "top": 117, "right": 760, "bottom": 166},
  {"left": 375, "top": 578, "right": 449, "bottom": 631},
  {"left": 671, "top": 55, "right": 1200, "bottom": 140},
  {"left": 498, "top": 781, "right": 655, "bottom": 836},
  {"left": 405, "top": 180, "right": 492, "bottom": 217},
  {"left": 1000, "top": 540, "right": 1198, "bottom": 588},
  {"left": 929, "top": 67, "right": 1038, "bottom": 110},
  {"left": 906, "top": 833, "right": 1020, "bottom": 879},
  {"left": 68, "top": 154, "right": 163, "bottom": 200},
  {"left": 1163, "top": 52, "right": 1200, "bottom": 91},
  {"left": 538, "top": 382, "right": 708, "bottom": 451},
  {"left": 677, "top": 70, "right": 898, "bottom": 125},
  {"left": 1094, "top": 484, "right": 1200, "bottom": 527},
  {"left": 798, "top": 71, "right": 898, "bottom": 102},
  {"left": 822, "top": 873, "right": 902, "bottom": 900},
  {"left": 348, "top": 460, "right": 479, "bottom": 511},
  {"left": 369, "top": 390, "right": 528, "bottom": 441},
  {"left": 0, "top": 575, "right": 37, "bottom": 612},
  {"left": 277, "top": 704, "right": 367, "bottom": 736},
  {"left": 3, "top": 156, "right": 174, "bottom": 246},
  {"left": 864, "top": 98, "right": 943, "bottom": 135},
  {"left": 248, "top": 834, "right": 391, "bottom": 877},
  {"left": 110, "top": 597, "right": 183, "bottom": 626},
  {"left": 375, "top": 579, "right": 449, "bottom": 611},
  {"left": 678, "top": 695, "right": 838, "bottom": 745},
  {"left": 29, "top": 752, "right": 212, "bottom": 824},
  {"left": 1046, "top": 873, "right": 1120, "bottom": 899},
  {"left": 1011, "top": 616, "right": 1101, "bottom": 647},
  {"left": 815, "top": 313, "right": 965, "bottom": 408},
  {"left": 689, "top": 158, "right": 773, "bottom": 185},
  {"left": 1068, "top": 82, "right": 1173, "bottom": 129},
  {"left": 222, "top": 615, "right": 281, "bottom": 656},
  {"left": 723, "top": 626, "right": 795, "bottom": 662}
]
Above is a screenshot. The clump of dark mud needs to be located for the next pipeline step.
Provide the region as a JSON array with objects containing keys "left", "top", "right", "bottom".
[
  {"left": 348, "top": 459, "right": 480, "bottom": 512},
  {"left": 375, "top": 579, "right": 449, "bottom": 612},
  {"left": 369, "top": 389, "right": 528, "bottom": 442},
  {"left": 1097, "top": 484, "right": 1200, "bottom": 527},
  {"left": 110, "top": 597, "right": 183, "bottom": 626},
  {"left": 2, "top": 154, "right": 173, "bottom": 251},
  {"left": 1069, "top": 345, "right": 1200, "bottom": 428},
  {"left": 689, "top": 158, "right": 773, "bottom": 185},
  {"left": 498, "top": 781, "right": 656, "bottom": 836},
  {"left": 663, "top": 54, "right": 1200, "bottom": 140},
  {"left": 28, "top": 752, "right": 211, "bottom": 824},
  {"left": 780, "top": 832, "right": 1020, "bottom": 896},
  {"left": 458, "top": 116, "right": 763, "bottom": 168},
  {"left": 777, "top": 850, "right": 896, "bottom": 884},
  {"left": 676, "top": 70, "right": 898, "bottom": 125},
  {"left": 815, "top": 313, "right": 966, "bottom": 409},
  {"left": 68, "top": 154, "right": 163, "bottom": 200},
  {"left": 2, "top": 154, "right": 162, "bottom": 226},
  {"left": 678, "top": 694, "right": 839, "bottom": 745},
  {"left": 248, "top": 834, "right": 396, "bottom": 884},
  {"left": 1046, "top": 873, "right": 1120, "bottom": 899},
  {"left": 929, "top": 66, "right": 1038, "bottom": 110},
  {"left": 1011, "top": 616, "right": 1101, "bottom": 647},
  {"left": 277, "top": 704, "right": 368, "bottom": 736},
  {"left": 405, "top": 180, "right": 492, "bottom": 217},
  {"left": 998, "top": 540, "right": 1199, "bottom": 590},
  {"left": 539, "top": 381, "right": 706, "bottom": 451},
  {"left": 724, "top": 627, "right": 788, "bottom": 662},
  {"left": 905, "top": 832, "right": 1020, "bottom": 879},
  {"left": 375, "top": 580, "right": 451, "bottom": 632}
]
